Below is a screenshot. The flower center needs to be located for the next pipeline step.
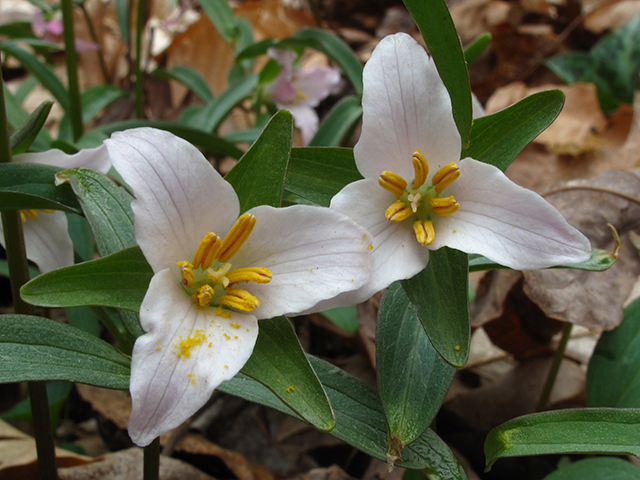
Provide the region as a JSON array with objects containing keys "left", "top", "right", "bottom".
[
  {"left": 175, "top": 213, "right": 272, "bottom": 318},
  {"left": 378, "top": 150, "right": 460, "bottom": 246}
]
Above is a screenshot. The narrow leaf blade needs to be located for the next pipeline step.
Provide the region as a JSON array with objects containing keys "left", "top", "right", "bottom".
[
  {"left": 309, "top": 95, "right": 362, "bottom": 147},
  {"left": 10, "top": 100, "right": 53, "bottom": 154}
]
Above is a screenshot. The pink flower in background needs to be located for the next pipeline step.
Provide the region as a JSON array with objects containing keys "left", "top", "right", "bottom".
[
  {"left": 32, "top": 10, "right": 98, "bottom": 52},
  {"left": 268, "top": 48, "right": 341, "bottom": 145}
]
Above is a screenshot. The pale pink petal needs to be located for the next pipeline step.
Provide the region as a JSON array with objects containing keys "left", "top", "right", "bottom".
[
  {"left": 105, "top": 128, "right": 240, "bottom": 272},
  {"left": 15, "top": 144, "right": 111, "bottom": 174},
  {"left": 293, "top": 67, "right": 340, "bottom": 107},
  {"left": 271, "top": 75, "right": 296, "bottom": 104},
  {"left": 74, "top": 38, "right": 99, "bottom": 52},
  {"left": 281, "top": 104, "right": 319, "bottom": 145},
  {"left": 129, "top": 269, "right": 258, "bottom": 446},
  {"left": 268, "top": 48, "right": 296, "bottom": 78},
  {"left": 354, "top": 33, "right": 461, "bottom": 181},
  {"left": 46, "top": 17, "right": 63, "bottom": 35},
  {"left": 432, "top": 158, "right": 592, "bottom": 269},
  {"left": 229, "top": 205, "right": 372, "bottom": 318},
  {"left": 31, "top": 11, "right": 48, "bottom": 37}
]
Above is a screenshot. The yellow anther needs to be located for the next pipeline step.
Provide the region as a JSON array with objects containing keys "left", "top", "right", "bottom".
[
  {"left": 431, "top": 163, "right": 460, "bottom": 194},
  {"left": 414, "top": 220, "right": 435, "bottom": 246},
  {"left": 193, "top": 284, "right": 215, "bottom": 307},
  {"left": 429, "top": 196, "right": 460, "bottom": 216},
  {"left": 411, "top": 150, "right": 429, "bottom": 189},
  {"left": 192, "top": 232, "right": 222, "bottom": 269},
  {"left": 226, "top": 267, "right": 272, "bottom": 286},
  {"left": 216, "top": 305, "right": 232, "bottom": 319},
  {"left": 378, "top": 171, "right": 407, "bottom": 198},
  {"left": 176, "top": 261, "right": 195, "bottom": 288},
  {"left": 218, "top": 214, "right": 256, "bottom": 263},
  {"left": 40, "top": 209, "right": 55, "bottom": 213},
  {"left": 219, "top": 288, "right": 260, "bottom": 312},
  {"left": 20, "top": 209, "right": 38, "bottom": 222},
  {"left": 385, "top": 200, "right": 414, "bottom": 223}
]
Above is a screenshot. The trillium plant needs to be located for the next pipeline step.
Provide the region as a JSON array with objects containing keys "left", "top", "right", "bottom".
[{"left": 0, "top": 1, "right": 625, "bottom": 479}]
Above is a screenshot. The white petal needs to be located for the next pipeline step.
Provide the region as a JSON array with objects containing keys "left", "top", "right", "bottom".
[
  {"left": 472, "top": 93, "right": 485, "bottom": 119},
  {"left": 433, "top": 159, "right": 592, "bottom": 269},
  {"left": 128, "top": 269, "right": 258, "bottom": 446},
  {"left": 0, "top": 211, "right": 73, "bottom": 273},
  {"left": 294, "top": 67, "right": 340, "bottom": 107},
  {"left": 229, "top": 205, "right": 373, "bottom": 318},
  {"left": 15, "top": 144, "right": 111, "bottom": 174},
  {"left": 105, "top": 128, "right": 240, "bottom": 272},
  {"left": 283, "top": 104, "right": 319, "bottom": 146},
  {"left": 329, "top": 178, "right": 429, "bottom": 302},
  {"left": 354, "top": 33, "right": 461, "bottom": 180}
]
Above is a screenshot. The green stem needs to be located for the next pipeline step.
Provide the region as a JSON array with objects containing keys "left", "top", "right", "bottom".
[
  {"left": 0, "top": 62, "right": 58, "bottom": 480},
  {"left": 134, "top": 0, "right": 146, "bottom": 118},
  {"left": 143, "top": 437, "right": 160, "bottom": 480},
  {"left": 79, "top": 3, "right": 111, "bottom": 83},
  {"left": 536, "top": 321, "right": 573, "bottom": 412},
  {"left": 61, "top": 0, "right": 84, "bottom": 141}
]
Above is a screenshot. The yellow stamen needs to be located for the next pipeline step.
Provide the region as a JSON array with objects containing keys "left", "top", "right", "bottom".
[
  {"left": 40, "top": 209, "right": 55, "bottom": 213},
  {"left": 193, "top": 285, "right": 215, "bottom": 307},
  {"left": 176, "top": 261, "right": 195, "bottom": 288},
  {"left": 385, "top": 200, "right": 414, "bottom": 222},
  {"left": 219, "top": 288, "right": 260, "bottom": 312},
  {"left": 218, "top": 214, "right": 256, "bottom": 263},
  {"left": 429, "top": 196, "right": 460, "bottom": 216},
  {"left": 378, "top": 171, "right": 407, "bottom": 198},
  {"left": 411, "top": 150, "right": 429, "bottom": 189},
  {"left": 226, "top": 267, "right": 272, "bottom": 286},
  {"left": 414, "top": 220, "right": 435, "bottom": 246},
  {"left": 21, "top": 209, "right": 38, "bottom": 222},
  {"left": 192, "top": 232, "right": 222, "bottom": 269},
  {"left": 431, "top": 163, "right": 460, "bottom": 194}
]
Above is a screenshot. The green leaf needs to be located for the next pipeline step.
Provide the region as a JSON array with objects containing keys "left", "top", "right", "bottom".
[
  {"left": 1, "top": 381, "right": 73, "bottom": 429},
  {"left": 67, "top": 212, "right": 94, "bottom": 262},
  {"left": 236, "top": 38, "right": 279, "bottom": 63},
  {"left": 225, "top": 111, "right": 292, "bottom": 212},
  {"left": 152, "top": 65, "right": 215, "bottom": 104},
  {"left": 469, "top": 247, "right": 616, "bottom": 273},
  {"left": 80, "top": 85, "right": 127, "bottom": 125},
  {"left": 0, "top": 314, "right": 130, "bottom": 390},
  {"left": 65, "top": 306, "right": 101, "bottom": 337},
  {"left": 292, "top": 29, "right": 363, "bottom": 96},
  {"left": 1, "top": 42, "right": 70, "bottom": 112},
  {"left": 285, "top": 147, "right": 362, "bottom": 207},
  {"left": 0, "top": 259, "right": 39, "bottom": 279},
  {"left": 322, "top": 306, "right": 359, "bottom": 334},
  {"left": 309, "top": 95, "right": 362, "bottom": 147},
  {"left": 224, "top": 127, "right": 263, "bottom": 144},
  {"left": 242, "top": 317, "right": 335, "bottom": 431},
  {"left": 10, "top": 100, "right": 53, "bottom": 154},
  {"left": 587, "top": 298, "right": 640, "bottom": 408},
  {"left": 21, "top": 246, "right": 152, "bottom": 311},
  {"left": 202, "top": 74, "right": 259, "bottom": 132},
  {"left": 0, "top": 163, "right": 82, "bottom": 214},
  {"left": 221, "top": 355, "right": 466, "bottom": 477},
  {"left": 199, "top": 0, "right": 240, "bottom": 48},
  {"left": 543, "top": 457, "right": 640, "bottom": 480},
  {"left": 377, "top": 283, "right": 456, "bottom": 449},
  {"left": 402, "top": 247, "right": 470, "bottom": 368},
  {"left": 402, "top": 0, "right": 472, "bottom": 147},
  {"left": 485, "top": 408, "right": 640, "bottom": 470},
  {"left": 96, "top": 120, "right": 244, "bottom": 159},
  {"left": 462, "top": 90, "right": 565, "bottom": 172},
  {"left": 59, "top": 168, "right": 135, "bottom": 256},
  {"left": 115, "top": 0, "right": 130, "bottom": 43},
  {"left": 464, "top": 32, "right": 491, "bottom": 65}
]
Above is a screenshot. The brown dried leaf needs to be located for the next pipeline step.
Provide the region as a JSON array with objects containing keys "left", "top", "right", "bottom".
[
  {"left": 583, "top": 0, "right": 640, "bottom": 33},
  {"left": 286, "top": 465, "right": 355, "bottom": 480}
]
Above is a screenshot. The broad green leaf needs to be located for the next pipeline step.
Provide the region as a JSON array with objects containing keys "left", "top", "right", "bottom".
[
  {"left": 485, "top": 408, "right": 640, "bottom": 470},
  {"left": 0, "top": 314, "right": 130, "bottom": 390},
  {"left": 543, "top": 457, "right": 640, "bottom": 480},
  {"left": 97, "top": 120, "right": 244, "bottom": 159},
  {"left": 462, "top": 90, "right": 565, "bottom": 172},
  {"left": 309, "top": 95, "right": 362, "bottom": 147},
  {"left": 0, "top": 163, "right": 82, "bottom": 214},
  {"left": 203, "top": 74, "right": 259, "bottom": 132},
  {"left": 224, "top": 110, "right": 292, "bottom": 212},
  {"left": 292, "top": 29, "right": 363, "bottom": 96},
  {"left": 378, "top": 283, "right": 456, "bottom": 450},
  {"left": 402, "top": 247, "right": 469, "bottom": 368},
  {"left": 21, "top": 246, "right": 152, "bottom": 311},
  {"left": 1, "top": 43, "right": 70, "bottom": 112},
  {"left": 587, "top": 298, "right": 640, "bottom": 408},
  {"left": 152, "top": 65, "right": 214, "bottom": 104},
  {"left": 285, "top": 147, "right": 362, "bottom": 207},
  {"left": 242, "top": 317, "right": 335, "bottom": 431},
  {"left": 10, "top": 100, "right": 53, "bottom": 154},
  {"left": 402, "top": 0, "right": 472, "bottom": 146},
  {"left": 464, "top": 32, "right": 491, "bottom": 65},
  {"left": 199, "top": 0, "right": 240, "bottom": 48},
  {"left": 469, "top": 247, "right": 616, "bottom": 273}
]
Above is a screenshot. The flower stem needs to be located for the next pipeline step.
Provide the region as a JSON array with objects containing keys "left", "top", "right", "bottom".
[
  {"left": 79, "top": 3, "right": 110, "bottom": 83},
  {"left": 61, "top": 0, "right": 84, "bottom": 141},
  {"left": 0, "top": 63, "right": 58, "bottom": 480},
  {"left": 536, "top": 321, "right": 573, "bottom": 412},
  {"left": 134, "top": 0, "right": 146, "bottom": 119},
  {"left": 143, "top": 437, "right": 160, "bottom": 480}
]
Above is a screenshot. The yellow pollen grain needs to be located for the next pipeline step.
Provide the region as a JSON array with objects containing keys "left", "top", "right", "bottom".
[
  {"left": 156, "top": 346, "right": 161, "bottom": 350},
  {"left": 286, "top": 385, "right": 296, "bottom": 393},
  {"left": 234, "top": 336, "right": 238, "bottom": 339},
  {"left": 224, "top": 365, "right": 229, "bottom": 369},
  {"left": 208, "top": 342, "right": 212, "bottom": 348},
  {"left": 277, "top": 379, "right": 281, "bottom": 383},
  {"left": 177, "top": 330, "right": 206, "bottom": 358},
  {"left": 230, "top": 323, "right": 240, "bottom": 329},
  {"left": 223, "top": 333, "right": 231, "bottom": 340},
  {"left": 455, "top": 345, "right": 461, "bottom": 351},
  {"left": 367, "top": 243, "right": 374, "bottom": 251}
]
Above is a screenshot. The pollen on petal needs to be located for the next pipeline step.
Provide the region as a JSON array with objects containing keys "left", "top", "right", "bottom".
[
  {"left": 432, "top": 163, "right": 460, "bottom": 194},
  {"left": 218, "top": 213, "right": 257, "bottom": 262},
  {"left": 216, "top": 305, "right": 232, "bottom": 319},
  {"left": 177, "top": 329, "right": 206, "bottom": 358},
  {"left": 411, "top": 150, "right": 429, "bottom": 189},
  {"left": 378, "top": 171, "right": 407, "bottom": 198},
  {"left": 385, "top": 200, "right": 414, "bottom": 222},
  {"left": 226, "top": 267, "right": 272, "bottom": 286},
  {"left": 429, "top": 196, "right": 460, "bottom": 216},
  {"left": 219, "top": 288, "right": 260, "bottom": 312},
  {"left": 414, "top": 220, "right": 435, "bottom": 246}
]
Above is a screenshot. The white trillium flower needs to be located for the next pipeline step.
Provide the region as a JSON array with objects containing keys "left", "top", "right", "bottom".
[
  {"left": 104, "top": 127, "right": 372, "bottom": 447},
  {"left": 0, "top": 146, "right": 111, "bottom": 273},
  {"left": 328, "top": 33, "right": 591, "bottom": 305},
  {"left": 268, "top": 48, "right": 341, "bottom": 145}
]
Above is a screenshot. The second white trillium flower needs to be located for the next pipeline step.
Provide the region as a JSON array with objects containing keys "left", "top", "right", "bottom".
[
  {"left": 105, "top": 127, "right": 372, "bottom": 447},
  {"left": 330, "top": 33, "right": 591, "bottom": 303}
]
